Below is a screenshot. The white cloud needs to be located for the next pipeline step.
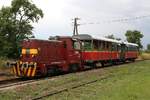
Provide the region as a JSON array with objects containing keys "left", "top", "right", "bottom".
[
  {"left": 0, "top": 0, "right": 11, "bottom": 7},
  {"left": 0, "top": 0, "right": 150, "bottom": 48}
]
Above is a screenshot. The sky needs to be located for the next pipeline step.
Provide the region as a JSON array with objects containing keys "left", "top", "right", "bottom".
[{"left": 0, "top": 0, "right": 150, "bottom": 48}]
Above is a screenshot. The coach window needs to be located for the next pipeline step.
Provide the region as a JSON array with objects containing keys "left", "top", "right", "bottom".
[
  {"left": 102, "top": 41, "right": 105, "bottom": 51},
  {"left": 82, "top": 40, "right": 92, "bottom": 51},
  {"left": 106, "top": 42, "right": 109, "bottom": 50},
  {"left": 103, "top": 41, "right": 106, "bottom": 50},
  {"left": 105, "top": 42, "right": 109, "bottom": 51},
  {"left": 101, "top": 41, "right": 105, "bottom": 51},
  {"left": 98, "top": 41, "right": 102, "bottom": 51},
  {"left": 126, "top": 46, "right": 129, "bottom": 51},
  {"left": 107, "top": 42, "right": 112, "bottom": 51},
  {"left": 112, "top": 43, "right": 117, "bottom": 51},
  {"left": 93, "top": 40, "right": 99, "bottom": 51},
  {"left": 117, "top": 44, "right": 121, "bottom": 51},
  {"left": 134, "top": 46, "right": 137, "bottom": 51}
]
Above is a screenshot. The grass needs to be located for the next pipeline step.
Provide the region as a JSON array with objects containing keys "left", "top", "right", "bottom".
[
  {"left": 48, "top": 60, "right": 150, "bottom": 100},
  {"left": 0, "top": 60, "right": 150, "bottom": 100}
]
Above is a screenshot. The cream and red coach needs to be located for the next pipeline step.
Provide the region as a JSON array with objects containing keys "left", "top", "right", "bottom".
[{"left": 11, "top": 34, "right": 138, "bottom": 77}]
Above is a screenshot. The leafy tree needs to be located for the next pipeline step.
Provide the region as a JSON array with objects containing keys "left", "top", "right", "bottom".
[
  {"left": 105, "top": 34, "right": 121, "bottom": 41},
  {"left": 125, "top": 30, "right": 143, "bottom": 49},
  {"left": 0, "top": 0, "right": 43, "bottom": 58},
  {"left": 147, "top": 44, "right": 150, "bottom": 51}
]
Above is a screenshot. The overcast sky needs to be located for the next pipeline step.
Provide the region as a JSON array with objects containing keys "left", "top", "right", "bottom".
[{"left": 0, "top": 0, "right": 150, "bottom": 48}]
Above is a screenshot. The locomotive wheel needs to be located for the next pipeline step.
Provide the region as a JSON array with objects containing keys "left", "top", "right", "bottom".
[
  {"left": 42, "top": 66, "right": 48, "bottom": 76},
  {"left": 111, "top": 61, "right": 117, "bottom": 65},
  {"left": 69, "top": 64, "right": 79, "bottom": 72},
  {"left": 47, "top": 67, "right": 59, "bottom": 76},
  {"left": 101, "top": 62, "right": 105, "bottom": 67},
  {"left": 92, "top": 62, "right": 97, "bottom": 68},
  {"left": 131, "top": 59, "right": 135, "bottom": 62}
]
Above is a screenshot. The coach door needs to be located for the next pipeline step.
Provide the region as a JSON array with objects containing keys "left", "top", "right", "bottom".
[{"left": 120, "top": 44, "right": 126, "bottom": 60}]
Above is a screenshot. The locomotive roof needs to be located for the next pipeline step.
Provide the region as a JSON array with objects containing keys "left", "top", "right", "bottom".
[
  {"left": 24, "top": 38, "right": 62, "bottom": 42},
  {"left": 72, "top": 34, "right": 92, "bottom": 40}
]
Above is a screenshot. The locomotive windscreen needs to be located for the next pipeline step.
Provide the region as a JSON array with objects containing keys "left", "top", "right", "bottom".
[{"left": 22, "top": 48, "right": 38, "bottom": 55}]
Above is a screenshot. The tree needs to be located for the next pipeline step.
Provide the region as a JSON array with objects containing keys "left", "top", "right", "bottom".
[
  {"left": 105, "top": 34, "right": 121, "bottom": 41},
  {"left": 0, "top": 0, "right": 43, "bottom": 58},
  {"left": 147, "top": 44, "right": 150, "bottom": 51},
  {"left": 125, "top": 30, "right": 143, "bottom": 49}
]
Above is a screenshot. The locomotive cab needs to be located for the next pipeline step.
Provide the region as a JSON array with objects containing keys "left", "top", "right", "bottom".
[{"left": 10, "top": 37, "right": 83, "bottom": 77}]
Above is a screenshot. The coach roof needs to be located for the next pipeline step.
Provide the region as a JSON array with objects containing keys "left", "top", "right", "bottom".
[
  {"left": 72, "top": 34, "right": 122, "bottom": 44},
  {"left": 123, "top": 42, "right": 138, "bottom": 47}
]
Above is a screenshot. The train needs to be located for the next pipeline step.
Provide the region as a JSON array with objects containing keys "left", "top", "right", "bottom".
[{"left": 10, "top": 34, "right": 139, "bottom": 77}]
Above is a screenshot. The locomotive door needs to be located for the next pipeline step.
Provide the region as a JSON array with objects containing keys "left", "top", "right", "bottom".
[
  {"left": 120, "top": 44, "right": 126, "bottom": 60},
  {"left": 72, "top": 39, "right": 82, "bottom": 63}
]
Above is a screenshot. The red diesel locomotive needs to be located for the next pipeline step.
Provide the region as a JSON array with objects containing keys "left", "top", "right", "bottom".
[{"left": 10, "top": 34, "right": 138, "bottom": 77}]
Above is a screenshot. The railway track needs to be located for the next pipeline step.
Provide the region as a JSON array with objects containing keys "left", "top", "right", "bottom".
[
  {"left": 0, "top": 78, "right": 38, "bottom": 90},
  {"left": 0, "top": 74, "right": 67, "bottom": 90},
  {"left": 0, "top": 60, "right": 144, "bottom": 93}
]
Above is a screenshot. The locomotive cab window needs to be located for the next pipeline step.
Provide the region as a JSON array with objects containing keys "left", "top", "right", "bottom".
[{"left": 73, "top": 40, "right": 81, "bottom": 50}]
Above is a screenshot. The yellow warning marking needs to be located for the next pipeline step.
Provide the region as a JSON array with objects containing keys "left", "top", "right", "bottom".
[
  {"left": 17, "top": 63, "right": 21, "bottom": 76},
  {"left": 24, "top": 67, "right": 27, "bottom": 75},
  {"left": 31, "top": 65, "right": 37, "bottom": 77},
  {"left": 13, "top": 66, "right": 16, "bottom": 75},
  {"left": 20, "top": 61, "right": 23, "bottom": 64},
  {"left": 11, "top": 67, "right": 14, "bottom": 74},
  {"left": 27, "top": 67, "right": 32, "bottom": 77}
]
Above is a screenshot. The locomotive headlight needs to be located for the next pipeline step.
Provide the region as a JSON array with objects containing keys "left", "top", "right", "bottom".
[
  {"left": 75, "top": 51, "right": 79, "bottom": 54},
  {"left": 20, "top": 61, "right": 22, "bottom": 64},
  {"left": 32, "top": 55, "right": 35, "bottom": 57}
]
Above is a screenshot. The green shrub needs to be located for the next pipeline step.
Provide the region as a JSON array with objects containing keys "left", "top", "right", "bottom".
[
  {"left": 0, "top": 57, "right": 9, "bottom": 69},
  {"left": 140, "top": 53, "right": 150, "bottom": 60},
  {"left": 144, "top": 50, "right": 150, "bottom": 53}
]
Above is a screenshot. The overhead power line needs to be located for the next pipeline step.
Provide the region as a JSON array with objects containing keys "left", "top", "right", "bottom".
[
  {"left": 71, "top": 15, "right": 150, "bottom": 36},
  {"left": 79, "top": 15, "right": 150, "bottom": 25}
]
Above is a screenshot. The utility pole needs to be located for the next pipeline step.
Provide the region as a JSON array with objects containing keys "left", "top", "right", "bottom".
[{"left": 73, "top": 17, "right": 80, "bottom": 36}]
